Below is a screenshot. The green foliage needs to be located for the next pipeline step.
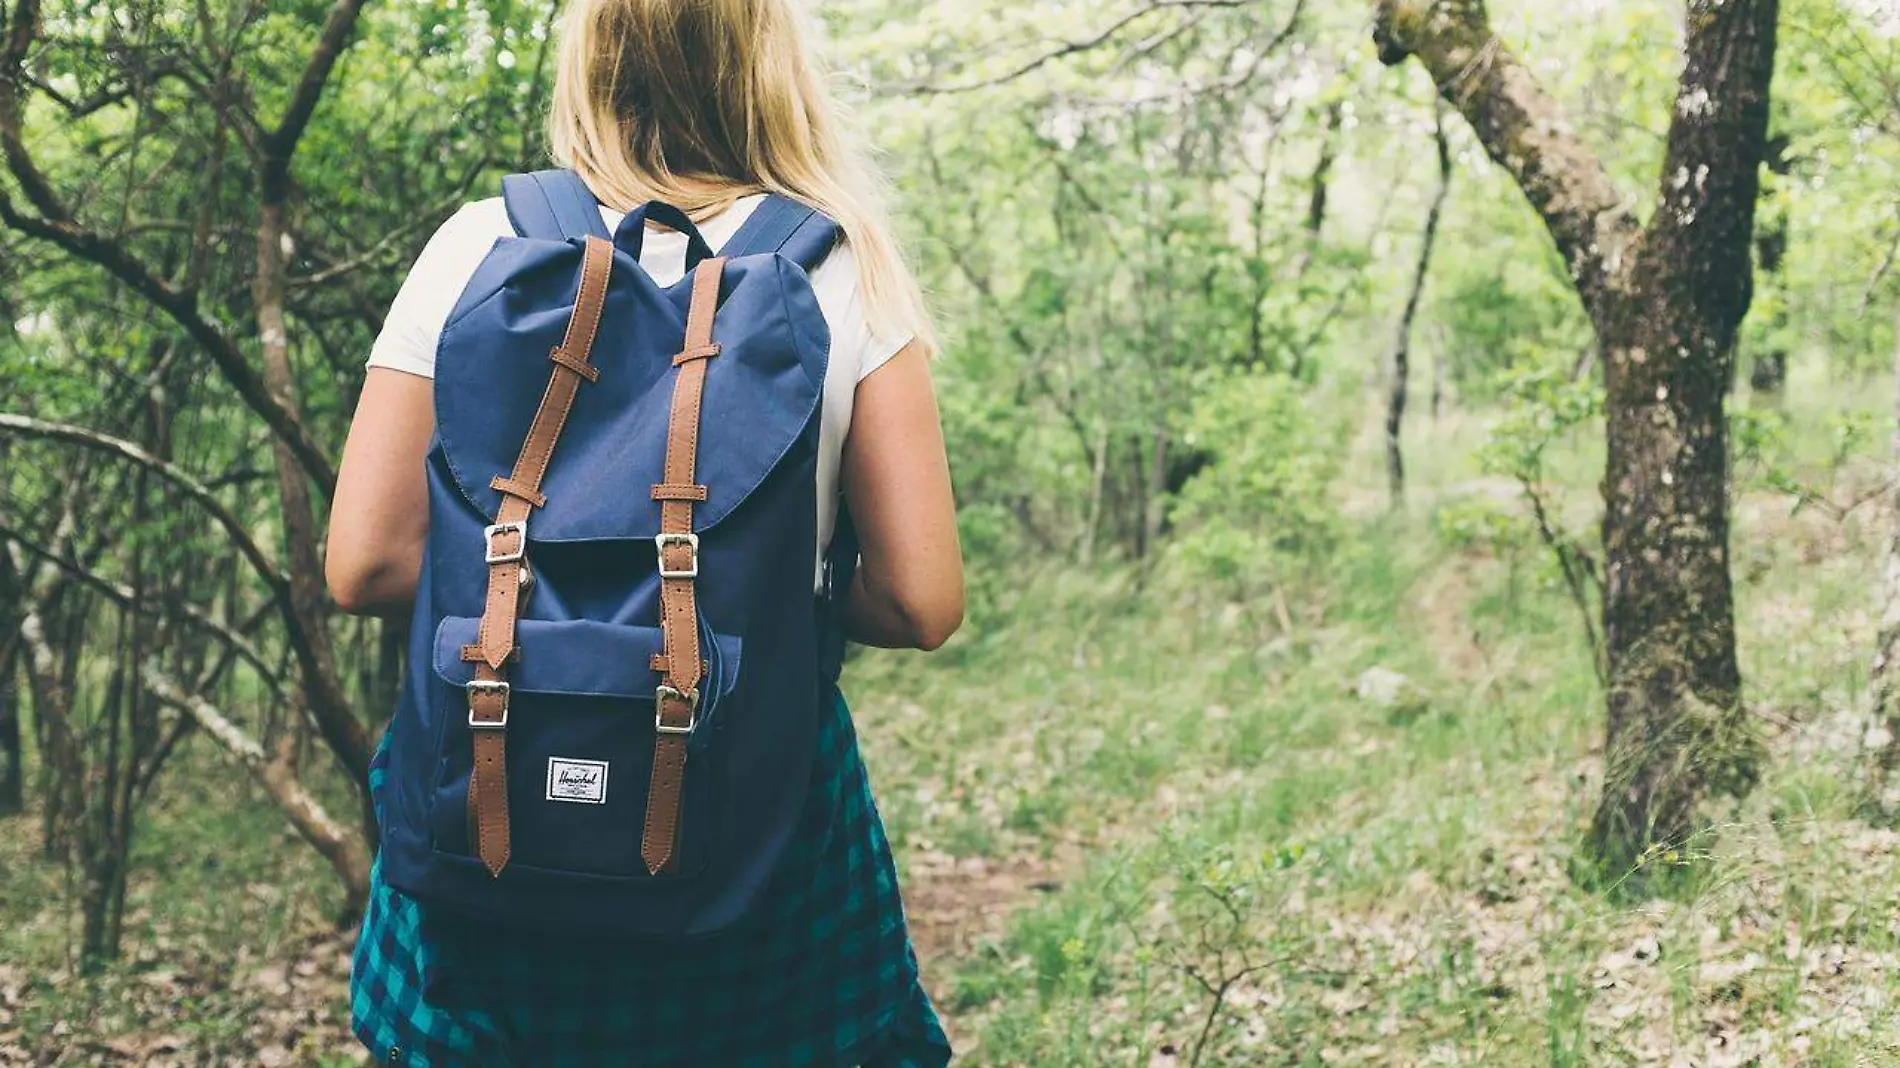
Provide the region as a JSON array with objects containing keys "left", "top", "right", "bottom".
[
  {"left": 1735, "top": 398, "right": 1885, "bottom": 520},
  {"left": 1168, "top": 371, "right": 1346, "bottom": 594},
  {"left": 1476, "top": 366, "right": 1606, "bottom": 488},
  {"left": 1431, "top": 228, "right": 1596, "bottom": 398},
  {"left": 9, "top": 0, "right": 1900, "bottom": 1060},
  {"left": 1432, "top": 497, "right": 1532, "bottom": 557}
]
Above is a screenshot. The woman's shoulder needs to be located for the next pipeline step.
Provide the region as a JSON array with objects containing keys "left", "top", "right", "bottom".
[
  {"left": 401, "top": 198, "right": 514, "bottom": 288},
  {"left": 804, "top": 238, "right": 910, "bottom": 384},
  {"left": 364, "top": 199, "right": 514, "bottom": 378},
  {"left": 433, "top": 197, "right": 514, "bottom": 247}
]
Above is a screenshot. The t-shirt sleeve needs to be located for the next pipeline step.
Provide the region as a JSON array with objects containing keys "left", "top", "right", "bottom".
[
  {"left": 810, "top": 239, "right": 912, "bottom": 383},
  {"left": 366, "top": 202, "right": 502, "bottom": 380}
]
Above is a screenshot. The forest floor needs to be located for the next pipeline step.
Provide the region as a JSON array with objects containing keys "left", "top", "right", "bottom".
[{"left": 8, "top": 377, "right": 1900, "bottom": 1066}]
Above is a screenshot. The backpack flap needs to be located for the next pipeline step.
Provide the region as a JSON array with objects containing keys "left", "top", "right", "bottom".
[
  {"left": 430, "top": 617, "right": 741, "bottom": 709},
  {"left": 426, "top": 616, "right": 743, "bottom": 879},
  {"left": 434, "top": 244, "right": 831, "bottom": 541}
]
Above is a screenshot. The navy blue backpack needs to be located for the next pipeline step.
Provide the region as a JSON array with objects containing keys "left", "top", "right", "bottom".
[{"left": 377, "top": 169, "right": 855, "bottom": 939}]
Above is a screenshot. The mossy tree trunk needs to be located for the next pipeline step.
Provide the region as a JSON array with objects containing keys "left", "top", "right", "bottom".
[{"left": 1373, "top": 0, "right": 1778, "bottom": 876}]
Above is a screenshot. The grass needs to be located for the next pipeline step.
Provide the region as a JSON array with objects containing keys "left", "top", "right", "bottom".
[{"left": 8, "top": 371, "right": 1900, "bottom": 1065}]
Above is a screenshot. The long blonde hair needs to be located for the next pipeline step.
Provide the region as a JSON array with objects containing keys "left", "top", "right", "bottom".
[{"left": 550, "top": 0, "right": 935, "bottom": 353}]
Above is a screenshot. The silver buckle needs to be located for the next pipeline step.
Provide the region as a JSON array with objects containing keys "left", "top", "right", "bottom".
[
  {"left": 654, "top": 684, "right": 699, "bottom": 736},
  {"left": 485, "top": 520, "right": 528, "bottom": 565},
  {"left": 466, "top": 680, "right": 511, "bottom": 729},
  {"left": 655, "top": 532, "right": 699, "bottom": 580}
]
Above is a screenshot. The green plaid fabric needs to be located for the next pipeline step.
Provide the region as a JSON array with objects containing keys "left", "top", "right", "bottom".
[{"left": 350, "top": 690, "right": 951, "bottom": 1068}]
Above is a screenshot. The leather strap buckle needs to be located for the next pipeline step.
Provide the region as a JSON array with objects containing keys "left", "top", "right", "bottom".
[
  {"left": 655, "top": 532, "right": 699, "bottom": 580},
  {"left": 654, "top": 684, "right": 699, "bottom": 736},
  {"left": 485, "top": 521, "right": 528, "bottom": 565},
  {"left": 467, "top": 680, "right": 511, "bottom": 729}
]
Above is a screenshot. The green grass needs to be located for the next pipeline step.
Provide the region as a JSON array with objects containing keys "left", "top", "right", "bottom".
[
  {"left": 10, "top": 374, "right": 1900, "bottom": 1064},
  {"left": 841, "top": 375, "right": 1900, "bottom": 1065}
]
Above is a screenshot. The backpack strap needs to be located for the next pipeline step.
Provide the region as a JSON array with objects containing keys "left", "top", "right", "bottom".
[
  {"left": 818, "top": 505, "right": 860, "bottom": 683},
  {"left": 501, "top": 169, "right": 612, "bottom": 241},
  {"left": 461, "top": 235, "right": 615, "bottom": 878},
  {"left": 641, "top": 255, "right": 729, "bottom": 876},
  {"left": 719, "top": 193, "right": 841, "bottom": 271}
]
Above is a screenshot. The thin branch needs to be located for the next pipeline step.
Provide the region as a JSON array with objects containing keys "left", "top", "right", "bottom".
[
  {"left": 1373, "top": 0, "right": 1640, "bottom": 322},
  {"left": 0, "top": 0, "right": 339, "bottom": 496},
  {"left": 0, "top": 413, "right": 288, "bottom": 593},
  {"left": 905, "top": 0, "right": 1265, "bottom": 94},
  {"left": 0, "top": 521, "right": 283, "bottom": 691},
  {"left": 144, "top": 667, "right": 369, "bottom": 910},
  {"left": 0, "top": 192, "right": 339, "bottom": 495},
  {"left": 257, "top": 0, "right": 368, "bottom": 194},
  {"left": 1522, "top": 480, "right": 1607, "bottom": 685}
]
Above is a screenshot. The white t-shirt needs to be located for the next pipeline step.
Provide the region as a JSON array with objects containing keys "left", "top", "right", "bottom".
[{"left": 368, "top": 194, "right": 908, "bottom": 580}]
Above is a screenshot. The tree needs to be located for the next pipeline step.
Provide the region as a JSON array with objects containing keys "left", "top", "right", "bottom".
[
  {"left": 0, "top": 0, "right": 550, "bottom": 947},
  {"left": 0, "top": 0, "right": 378, "bottom": 935},
  {"left": 1384, "top": 105, "right": 1452, "bottom": 505},
  {"left": 1372, "top": 0, "right": 1778, "bottom": 875}
]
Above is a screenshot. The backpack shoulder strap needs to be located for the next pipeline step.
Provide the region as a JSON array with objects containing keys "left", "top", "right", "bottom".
[
  {"left": 719, "top": 193, "right": 841, "bottom": 271},
  {"left": 501, "top": 169, "right": 611, "bottom": 241}
]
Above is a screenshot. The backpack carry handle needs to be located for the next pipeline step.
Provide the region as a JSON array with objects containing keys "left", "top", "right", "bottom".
[{"left": 614, "top": 201, "right": 716, "bottom": 269}]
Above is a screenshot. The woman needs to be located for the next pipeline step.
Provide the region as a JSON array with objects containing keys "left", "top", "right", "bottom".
[{"left": 324, "top": 0, "right": 964, "bottom": 1063}]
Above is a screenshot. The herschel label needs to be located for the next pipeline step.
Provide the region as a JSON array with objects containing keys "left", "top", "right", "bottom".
[{"left": 546, "top": 758, "right": 609, "bottom": 804}]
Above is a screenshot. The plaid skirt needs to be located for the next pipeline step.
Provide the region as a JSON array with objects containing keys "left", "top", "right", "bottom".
[{"left": 350, "top": 689, "right": 951, "bottom": 1068}]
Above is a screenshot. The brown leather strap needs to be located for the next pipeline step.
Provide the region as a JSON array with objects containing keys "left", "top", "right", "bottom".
[
  {"left": 466, "top": 662, "right": 512, "bottom": 873},
  {"left": 650, "top": 482, "right": 709, "bottom": 502},
  {"left": 641, "top": 256, "right": 726, "bottom": 876},
  {"left": 672, "top": 342, "right": 722, "bottom": 366},
  {"left": 466, "top": 235, "right": 614, "bottom": 877},
  {"left": 549, "top": 346, "right": 602, "bottom": 382},
  {"left": 489, "top": 476, "right": 548, "bottom": 509}
]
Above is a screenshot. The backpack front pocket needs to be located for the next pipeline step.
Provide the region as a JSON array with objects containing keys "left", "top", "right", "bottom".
[{"left": 424, "top": 616, "right": 740, "bottom": 880}]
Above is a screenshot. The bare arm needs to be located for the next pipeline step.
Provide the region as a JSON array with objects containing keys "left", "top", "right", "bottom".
[
  {"left": 326, "top": 367, "right": 434, "bottom": 616},
  {"left": 840, "top": 342, "right": 965, "bottom": 651}
]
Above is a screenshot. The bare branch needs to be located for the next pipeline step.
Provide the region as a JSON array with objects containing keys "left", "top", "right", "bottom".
[
  {"left": 145, "top": 667, "right": 369, "bottom": 911},
  {"left": 905, "top": 0, "right": 1277, "bottom": 95},
  {"left": 0, "top": 521, "right": 283, "bottom": 691},
  {"left": 257, "top": 0, "right": 369, "bottom": 194},
  {"left": 0, "top": 413, "right": 288, "bottom": 591},
  {"left": 1371, "top": 0, "right": 1639, "bottom": 322},
  {"left": 0, "top": 0, "right": 340, "bottom": 496}
]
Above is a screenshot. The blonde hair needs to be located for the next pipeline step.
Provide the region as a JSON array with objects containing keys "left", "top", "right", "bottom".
[{"left": 550, "top": 0, "right": 935, "bottom": 353}]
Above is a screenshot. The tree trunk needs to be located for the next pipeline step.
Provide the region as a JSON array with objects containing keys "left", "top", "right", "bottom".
[
  {"left": 1374, "top": 0, "right": 1777, "bottom": 877},
  {"left": 1431, "top": 324, "right": 1447, "bottom": 421},
  {"left": 1386, "top": 109, "right": 1452, "bottom": 505},
  {"left": 0, "top": 643, "right": 20, "bottom": 816},
  {"left": 1286, "top": 101, "right": 1343, "bottom": 380},
  {"left": 1748, "top": 147, "right": 1792, "bottom": 396},
  {"left": 1871, "top": 303, "right": 1900, "bottom": 796},
  {"left": 246, "top": 0, "right": 377, "bottom": 836},
  {"left": 256, "top": 184, "right": 380, "bottom": 858},
  {"left": 17, "top": 601, "right": 80, "bottom": 860},
  {"left": 1591, "top": 0, "right": 1774, "bottom": 874}
]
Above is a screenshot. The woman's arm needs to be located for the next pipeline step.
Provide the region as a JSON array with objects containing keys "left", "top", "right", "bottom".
[
  {"left": 840, "top": 342, "right": 964, "bottom": 651},
  {"left": 326, "top": 368, "right": 435, "bottom": 616}
]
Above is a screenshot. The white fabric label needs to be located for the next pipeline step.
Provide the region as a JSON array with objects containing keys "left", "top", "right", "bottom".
[{"left": 546, "top": 758, "right": 609, "bottom": 804}]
